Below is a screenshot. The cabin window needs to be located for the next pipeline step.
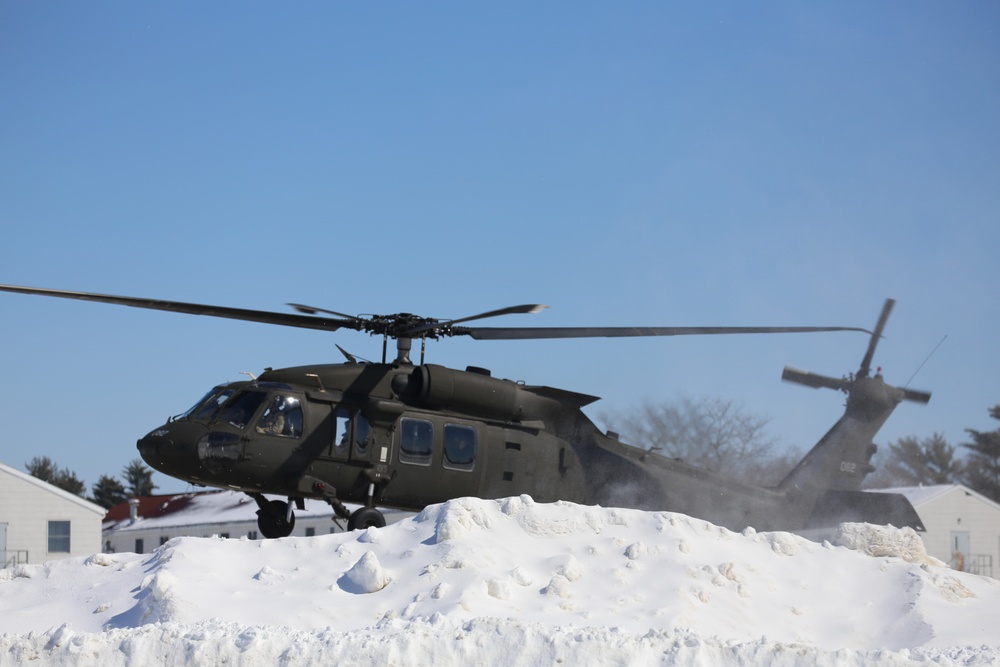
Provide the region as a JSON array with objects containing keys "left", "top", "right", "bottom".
[
  {"left": 443, "top": 424, "right": 477, "bottom": 471},
  {"left": 399, "top": 418, "right": 433, "bottom": 466},
  {"left": 255, "top": 395, "right": 304, "bottom": 438},
  {"left": 354, "top": 414, "right": 371, "bottom": 457},
  {"left": 334, "top": 407, "right": 351, "bottom": 456},
  {"left": 47, "top": 521, "right": 70, "bottom": 553},
  {"left": 217, "top": 390, "right": 268, "bottom": 429},
  {"left": 333, "top": 409, "right": 373, "bottom": 459}
]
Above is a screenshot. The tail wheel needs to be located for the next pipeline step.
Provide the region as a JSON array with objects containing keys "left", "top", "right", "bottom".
[{"left": 348, "top": 506, "right": 386, "bottom": 531}]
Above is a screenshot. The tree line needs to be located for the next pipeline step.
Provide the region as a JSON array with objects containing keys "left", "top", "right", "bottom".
[
  {"left": 861, "top": 404, "right": 1000, "bottom": 502},
  {"left": 600, "top": 399, "right": 1000, "bottom": 503},
  {"left": 25, "top": 457, "right": 158, "bottom": 509}
]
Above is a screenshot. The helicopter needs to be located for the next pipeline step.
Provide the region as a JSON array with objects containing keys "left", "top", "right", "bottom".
[{"left": 0, "top": 284, "right": 930, "bottom": 537}]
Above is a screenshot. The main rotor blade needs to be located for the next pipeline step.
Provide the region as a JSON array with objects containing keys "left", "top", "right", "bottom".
[
  {"left": 456, "top": 324, "right": 872, "bottom": 340},
  {"left": 447, "top": 304, "right": 549, "bottom": 326},
  {"left": 0, "top": 285, "right": 359, "bottom": 333},
  {"left": 859, "top": 298, "right": 895, "bottom": 376},
  {"left": 1, "top": 284, "right": 876, "bottom": 347},
  {"left": 288, "top": 303, "right": 366, "bottom": 323},
  {"left": 403, "top": 304, "right": 549, "bottom": 336}
]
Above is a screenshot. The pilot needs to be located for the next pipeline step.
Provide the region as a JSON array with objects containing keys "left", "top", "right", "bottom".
[{"left": 257, "top": 410, "right": 285, "bottom": 436}]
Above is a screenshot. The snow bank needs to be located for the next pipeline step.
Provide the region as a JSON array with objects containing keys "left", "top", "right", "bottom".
[
  {"left": 834, "top": 522, "right": 945, "bottom": 566},
  {"left": 2, "top": 497, "right": 999, "bottom": 666},
  {"left": 5, "top": 619, "right": 997, "bottom": 667}
]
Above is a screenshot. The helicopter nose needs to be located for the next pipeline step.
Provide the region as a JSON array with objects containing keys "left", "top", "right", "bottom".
[
  {"left": 137, "top": 421, "right": 208, "bottom": 478},
  {"left": 137, "top": 430, "right": 172, "bottom": 470}
]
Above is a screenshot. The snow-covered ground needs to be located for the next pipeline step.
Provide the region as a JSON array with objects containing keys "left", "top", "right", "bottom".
[{"left": 2, "top": 496, "right": 999, "bottom": 666}]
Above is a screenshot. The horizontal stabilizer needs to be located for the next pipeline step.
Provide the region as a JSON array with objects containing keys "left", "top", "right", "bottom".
[
  {"left": 781, "top": 366, "right": 847, "bottom": 392},
  {"left": 522, "top": 385, "right": 601, "bottom": 409},
  {"left": 805, "top": 490, "right": 924, "bottom": 531}
]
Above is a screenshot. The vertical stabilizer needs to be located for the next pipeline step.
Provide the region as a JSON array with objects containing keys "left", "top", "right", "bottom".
[{"left": 777, "top": 299, "right": 931, "bottom": 526}]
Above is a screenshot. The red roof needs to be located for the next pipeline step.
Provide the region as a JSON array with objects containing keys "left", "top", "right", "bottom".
[{"left": 102, "top": 491, "right": 221, "bottom": 526}]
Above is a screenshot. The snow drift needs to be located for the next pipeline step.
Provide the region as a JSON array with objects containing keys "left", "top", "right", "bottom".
[{"left": 2, "top": 496, "right": 999, "bottom": 666}]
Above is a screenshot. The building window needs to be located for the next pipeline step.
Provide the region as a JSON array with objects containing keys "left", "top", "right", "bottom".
[
  {"left": 48, "top": 521, "right": 71, "bottom": 553},
  {"left": 305, "top": 527, "right": 315, "bottom": 537},
  {"left": 160, "top": 536, "right": 169, "bottom": 546},
  {"left": 135, "top": 538, "right": 144, "bottom": 553},
  {"left": 248, "top": 531, "right": 258, "bottom": 540}
]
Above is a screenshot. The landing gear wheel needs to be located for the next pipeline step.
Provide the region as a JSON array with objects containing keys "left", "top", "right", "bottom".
[
  {"left": 348, "top": 506, "right": 386, "bottom": 531},
  {"left": 257, "top": 499, "right": 295, "bottom": 539}
]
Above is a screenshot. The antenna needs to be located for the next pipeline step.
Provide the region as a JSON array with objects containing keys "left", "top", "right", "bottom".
[
  {"left": 905, "top": 334, "right": 947, "bottom": 389},
  {"left": 335, "top": 344, "right": 358, "bottom": 364}
]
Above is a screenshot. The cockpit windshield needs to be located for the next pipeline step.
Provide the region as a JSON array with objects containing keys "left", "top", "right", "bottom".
[
  {"left": 177, "top": 385, "right": 238, "bottom": 421},
  {"left": 175, "top": 382, "right": 297, "bottom": 432},
  {"left": 216, "top": 390, "right": 268, "bottom": 429}
]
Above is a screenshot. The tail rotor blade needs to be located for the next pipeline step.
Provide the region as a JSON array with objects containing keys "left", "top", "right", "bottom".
[
  {"left": 781, "top": 366, "right": 849, "bottom": 392},
  {"left": 901, "top": 388, "right": 932, "bottom": 404}
]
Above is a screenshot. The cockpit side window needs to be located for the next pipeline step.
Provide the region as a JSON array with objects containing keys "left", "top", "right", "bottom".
[
  {"left": 255, "top": 395, "right": 304, "bottom": 438},
  {"left": 217, "top": 390, "right": 268, "bottom": 429}
]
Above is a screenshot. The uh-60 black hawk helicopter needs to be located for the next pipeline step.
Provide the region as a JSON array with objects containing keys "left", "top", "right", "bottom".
[{"left": 0, "top": 284, "right": 931, "bottom": 538}]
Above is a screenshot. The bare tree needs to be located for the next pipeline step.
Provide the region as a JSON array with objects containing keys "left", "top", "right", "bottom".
[{"left": 599, "top": 396, "right": 791, "bottom": 485}]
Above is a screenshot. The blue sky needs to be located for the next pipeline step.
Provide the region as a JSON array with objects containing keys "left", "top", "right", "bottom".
[{"left": 2, "top": 3, "right": 997, "bottom": 493}]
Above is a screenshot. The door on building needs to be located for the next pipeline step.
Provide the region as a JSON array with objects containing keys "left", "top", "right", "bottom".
[
  {"left": 950, "top": 530, "right": 971, "bottom": 571},
  {"left": 0, "top": 522, "right": 7, "bottom": 567}
]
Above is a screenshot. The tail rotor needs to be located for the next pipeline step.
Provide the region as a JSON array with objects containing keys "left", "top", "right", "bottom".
[{"left": 781, "top": 298, "right": 931, "bottom": 406}]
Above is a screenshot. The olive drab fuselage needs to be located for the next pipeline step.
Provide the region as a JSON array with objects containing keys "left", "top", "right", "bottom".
[
  {"left": 137, "top": 362, "right": 597, "bottom": 514},
  {"left": 136, "top": 354, "right": 928, "bottom": 534}
]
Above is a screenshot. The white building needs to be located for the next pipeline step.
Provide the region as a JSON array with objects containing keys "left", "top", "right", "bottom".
[
  {"left": 878, "top": 484, "right": 1000, "bottom": 578},
  {"left": 0, "top": 461, "right": 105, "bottom": 566},
  {"left": 102, "top": 490, "right": 412, "bottom": 554}
]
